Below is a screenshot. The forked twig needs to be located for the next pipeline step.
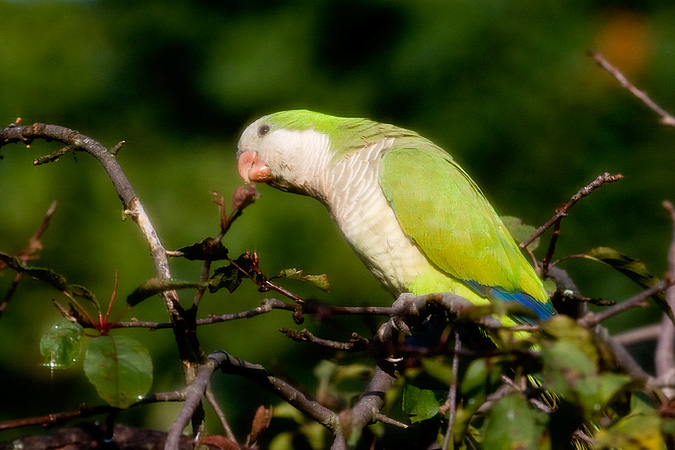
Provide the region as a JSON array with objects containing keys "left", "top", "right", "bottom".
[{"left": 520, "top": 173, "right": 623, "bottom": 251}]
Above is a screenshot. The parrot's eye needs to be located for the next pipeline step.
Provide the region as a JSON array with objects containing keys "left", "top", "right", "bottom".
[{"left": 258, "top": 124, "right": 270, "bottom": 137}]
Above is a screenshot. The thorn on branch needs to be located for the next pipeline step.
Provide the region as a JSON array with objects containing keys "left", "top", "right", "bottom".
[
  {"left": 110, "top": 140, "right": 126, "bottom": 156},
  {"left": 33, "top": 144, "right": 79, "bottom": 165},
  {"left": 374, "top": 413, "right": 408, "bottom": 429}
]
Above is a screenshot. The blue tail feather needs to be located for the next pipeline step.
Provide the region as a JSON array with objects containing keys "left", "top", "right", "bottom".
[{"left": 466, "top": 281, "right": 554, "bottom": 324}]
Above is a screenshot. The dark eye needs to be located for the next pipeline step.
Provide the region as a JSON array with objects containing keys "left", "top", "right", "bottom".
[{"left": 258, "top": 124, "right": 270, "bottom": 136}]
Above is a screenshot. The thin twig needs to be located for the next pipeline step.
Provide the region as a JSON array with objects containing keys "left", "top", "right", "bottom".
[
  {"left": 166, "top": 354, "right": 225, "bottom": 450},
  {"left": 0, "top": 200, "right": 57, "bottom": 317},
  {"left": 613, "top": 323, "right": 661, "bottom": 345},
  {"left": 442, "top": 331, "right": 461, "bottom": 450},
  {"left": 113, "top": 298, "right": 394, "bottom": 330},
  {"left": 227, "top": 252, "right": 306, "bottom": 305},
  {"left": 210, "top": 351, "right": 337, "bottom": 429},
  {"left": 540, "top": 218, "right": 561, "bottom": 276},
  {"left": 0, "top": 392, "right": 186, "bottom": 431},
  {"left": 0, "top": 124, "right": 198, "bottom": 355},
  {"left": 281, "top": 328, "right": 371, "bottom": 351},
  {"left": 332, "top": 362, "right": 398, "bottom": 450},
  {"left": 590, "top": 51, "right": 675, "bottom": 128},
  {"left": 655, "top": 201, "right": 675, "bottom": 387},
  {"left": 579, "top": 279, "right": 672, "bottom": 328},
  {"left": 520, "top": 173, "right": 623, "bottom": 249},
  {"left": 373, "top": 413, "right": 408, "bottom": 429},
  {"left": 0, "top": 123, "right": 207, "bottom": 437},
  {"left": 205, "top": 386, "right": 237, "bottom": 444}
]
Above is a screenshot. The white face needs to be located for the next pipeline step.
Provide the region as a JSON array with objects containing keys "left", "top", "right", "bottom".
[{"left": 236, "top": 116, "right": 332, "bottom": 195}]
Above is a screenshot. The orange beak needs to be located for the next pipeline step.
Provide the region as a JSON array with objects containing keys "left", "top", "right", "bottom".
[{"left": 237, "top": 150, "right": 273, "bottom": 183}]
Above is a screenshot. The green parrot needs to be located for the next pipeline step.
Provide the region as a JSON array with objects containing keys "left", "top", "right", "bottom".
[{"left": 236, "top": 110, "right": 554, "bottom": 326}]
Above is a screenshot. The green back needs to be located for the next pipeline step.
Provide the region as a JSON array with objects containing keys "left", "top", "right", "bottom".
[{"left": 379, "top": 143, "right": 548, "bottom": 303}]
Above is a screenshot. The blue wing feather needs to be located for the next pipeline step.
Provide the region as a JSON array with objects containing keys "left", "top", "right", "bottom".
[{"left": 466, "top": 280, "right": 555, "bottom": 323}]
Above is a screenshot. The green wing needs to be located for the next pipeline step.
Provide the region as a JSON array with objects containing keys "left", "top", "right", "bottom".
[{"left": 379, "top": 141, "right": 549, "bottom": 306}]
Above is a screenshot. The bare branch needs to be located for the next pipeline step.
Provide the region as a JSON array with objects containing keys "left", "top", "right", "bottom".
[
  {"left": 442, "top": 332, "right": 461, "bottom": 450},
  {"left": 655, "top": 201, "right": 675, "bottom": 394},
  {"left": 0, "top": 124, "right": 181, "bottom": 308},
  {"left": 209, "top": 351, "right": 337, "bottom": 430},
  {"left": 590, "top": 51, "right": 675, "bottom": 128},
  {"left": 613, "top": 323, "right": 661, "bottom": 345},
  {"left": 0, "top": 123, "right": 207, "bottom": 434},
  {"left": 166, "top": 354, "right": 224, "bottom": 450},
  {"left": 547, "top": 266, "right": 651, "bottom": 382},
  {"left": 0, "top": 392, "right": 186, "bottom": 432},
  {"left": 0, "top": 200, "right": 57, "bottom": 318},
  {"left": 1, "top": 424, "right": 195, "bottom": 450},
  {"left": 332, "top": 362, "right": 398, "bottom": 450},
  {"left": 205, "top": 388, "right": 237, "bottom": 444},
  {"left": 579, "top": 279, "right": 672, "bottom": 328},
  {"left": 281, "top": 328, "right": 371, "bottom": 351},
  {"left": 520, "top": 172, "right": 623, "bottom": 249}
]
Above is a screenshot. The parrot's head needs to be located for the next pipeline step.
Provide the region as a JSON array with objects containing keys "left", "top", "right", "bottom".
[{"left": 236, "top": 110, "right": 338, "bottom": 195}]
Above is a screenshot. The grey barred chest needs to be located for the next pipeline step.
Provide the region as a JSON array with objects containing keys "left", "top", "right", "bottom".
[{"left": 325, "top": 170, "right": 432, "bottom": 297}]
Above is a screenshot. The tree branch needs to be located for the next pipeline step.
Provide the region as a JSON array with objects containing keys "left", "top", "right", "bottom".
[
  {"left": 655, "top": 201, "right": 675, "bottom": 397},
  {"left": 590, "top": 51, "right": 675, "bottom": 128},
  {"left": 0, "top": 123, "right": 206, "bottom": 436},
  {"left": 0, "top": 200, "right": 57, "bottom": 318},
  {"left": 210, "top": 351, "right": 338, "bottom": 430},
  {"left": 520, "top": 172, "right": 623, "bottom": 250},
  {"left": 578, "top": 279, "right": 672, "bottom": 328},
  {"left": 332, "top": 362, "right": 399, "bottom": 450},
  {"left": 0, "top": 424, "right": 195, "bottom": 450},
  {"left": 0, "top": 392, "right": 187, "bottom": 432}
]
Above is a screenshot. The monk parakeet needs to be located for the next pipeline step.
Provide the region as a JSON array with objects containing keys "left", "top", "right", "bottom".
[{"left": 236, "top": 110, "right": 554, "bottom": 326}]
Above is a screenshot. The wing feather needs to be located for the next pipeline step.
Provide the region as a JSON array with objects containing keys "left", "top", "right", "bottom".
[{"left": 379, "top": 143, "right": 552, "bottom": 318}]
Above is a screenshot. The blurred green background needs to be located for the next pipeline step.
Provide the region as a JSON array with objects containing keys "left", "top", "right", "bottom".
[{"left": 1, "top": 0, "right": 674, "bottom": 442}]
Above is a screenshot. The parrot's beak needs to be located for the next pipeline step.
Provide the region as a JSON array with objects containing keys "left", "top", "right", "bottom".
[{"left": 238, "top": 150, "right": 273, "bottom": 183}]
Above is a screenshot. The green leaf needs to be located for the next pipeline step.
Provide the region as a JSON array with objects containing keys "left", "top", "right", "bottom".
[
  {"left": 176, "top": 238, "right": 228, "bottom": 261},
  {"left": 593, "top": 394, "right": 664, "bottom": 449},
  {"left": 540, "top": 317, "right": 599, "bottom": 401},
  {"left": 276, "top": 268, "right": 330, "bottom": 292},
  {"left": 540, "top": 317, "right": 634, "bottom": 419},
  {"left": 39, "top": 319, "right": 84, "bottom": 369},
  {"left": 541, "top": 315, "right": 598, "bottom": 367},
  {"left": 402, "top": 384, "right": 444, "bottom": 423},
  {"left": 542, "top": 340, "right": 596, "bottom": 399},
  {"left": 584, "top": 246, "right": 673, "bottom": 322},
  {"left": 209, "top": 253, "right": 256, "bottom": 293},
  {"left": 126, "top": 278, "right": 201, "bottom": 306},
  {"left": 83, "top": 335, "right": 153, "bottom": 408},
  {"left": 460, "top": 358, "right": 490, "bottom": 397},
  {"left": 70, "top": 284, "right": 99, "bottom": 309},
  {"left": 421, "top": 358, "right": 454, "bottom": 386},
  {"left": 502, "top": 216, "right": 539, "bottom": 251},
  {"left": 573, "top": 372, "right": 633, "bottom": 417},
  {"left": 0, "top": 251, "right": 96, "bottom": 304},
  {"left": 483, "top": 393, "right": 549, "bottom": 450}
]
